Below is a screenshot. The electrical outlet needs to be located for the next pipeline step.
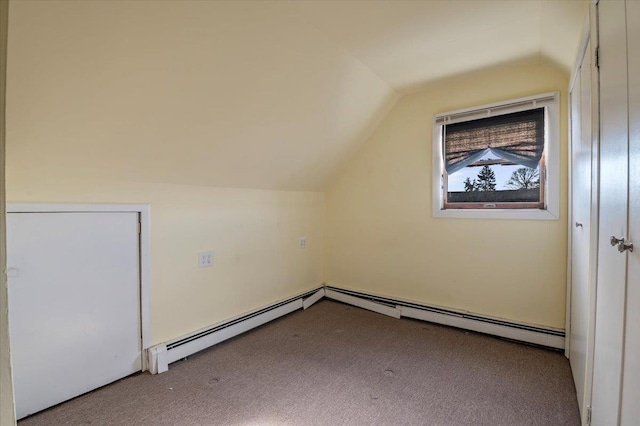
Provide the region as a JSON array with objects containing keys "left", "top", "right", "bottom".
[
  {"left": 299, "top": 237, "right": 307, "bottom": 249},
  {"left": 198, "top": 251, "right": 214, "bottom": 268}
]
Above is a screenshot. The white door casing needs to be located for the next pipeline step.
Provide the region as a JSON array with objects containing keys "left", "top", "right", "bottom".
[{"left": 7, "top": 212, "right": 142, "bottom": 419}]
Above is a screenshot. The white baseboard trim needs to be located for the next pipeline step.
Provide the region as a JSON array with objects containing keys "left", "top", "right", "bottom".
[
  {"left": 147, "top": 287, "right": 322, "bottom": 373},
  {"left": 325, "top": 289, "right": 401, "bottom": 319}
]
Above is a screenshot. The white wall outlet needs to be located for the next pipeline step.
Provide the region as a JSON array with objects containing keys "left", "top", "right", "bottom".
[
  {"left": 299, "top": 237, "right": 307, "bottom": 249},
  {"left": 198, "top": 251, "right": 214, "bottom": 268}
]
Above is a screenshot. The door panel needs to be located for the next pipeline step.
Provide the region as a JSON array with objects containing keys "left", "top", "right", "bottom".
[
  {"left": 621, "top": 1, "right": 640, "bottom": 423},
  {"left": 591, "top": 1, "right": 630, "bottom": 424},
  {"left": 7, "top": 212, "right": 141, "bottom": 419},
  {"left": 570, "top": 40, "right": 592, "bottom": 416}
]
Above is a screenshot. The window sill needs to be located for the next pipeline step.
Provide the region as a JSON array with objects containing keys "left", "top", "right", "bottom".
[{"left": 433, "top": 207, "right": 559, "bottom": 221}]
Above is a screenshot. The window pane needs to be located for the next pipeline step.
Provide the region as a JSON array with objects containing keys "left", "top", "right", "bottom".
[{"left": 447, "top": 153, "right": 540, "bottom": 204}]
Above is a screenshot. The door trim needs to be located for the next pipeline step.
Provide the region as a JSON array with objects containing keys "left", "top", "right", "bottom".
[
  {"left": 567, "top": 3, "right": 601, "bottom": 423},
  {"left": 6, "top": 203, "right": 151, "bottom": 371},
  {"left": 584, "top": 1, "right": 601, "bottom": 420}
]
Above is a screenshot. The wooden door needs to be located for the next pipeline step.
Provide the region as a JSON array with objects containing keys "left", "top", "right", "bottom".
[
  {"left": 569, "top": 38, "right": 593, "bottom": 417},
  {"left": 7, "top": 212, "right": 142, "bottom": 419}
]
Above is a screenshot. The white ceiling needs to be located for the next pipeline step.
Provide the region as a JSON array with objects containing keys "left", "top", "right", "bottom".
[{"left": 7, "top": 1, "right": 587, "bottom": 191}]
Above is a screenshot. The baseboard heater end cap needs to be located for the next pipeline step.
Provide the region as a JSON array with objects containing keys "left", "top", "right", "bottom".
[{"left": 148, "top": 344, "right": 168, "bottom": 374}]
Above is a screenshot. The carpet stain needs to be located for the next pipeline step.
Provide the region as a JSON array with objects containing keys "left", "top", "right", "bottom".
[
  {"left": 383, "top": 369, "right": 396, "bottom": 377},
  {"left": 208, "top": 378, "right": 220, "bottom": 385}
]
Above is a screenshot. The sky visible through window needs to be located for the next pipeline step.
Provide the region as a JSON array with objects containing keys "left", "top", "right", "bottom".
[{"left": 448, "top": 153, "right": 539, "bottom": 192}]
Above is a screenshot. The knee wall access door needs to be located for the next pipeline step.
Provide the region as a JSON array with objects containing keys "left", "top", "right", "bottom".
[{"left": 7, "top": 211, "right": 142, "bottom": 419}]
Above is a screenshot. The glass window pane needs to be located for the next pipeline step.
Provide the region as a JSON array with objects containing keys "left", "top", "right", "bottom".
[{"left": 447, "top": 153, "right": 540, "bottom": 204}]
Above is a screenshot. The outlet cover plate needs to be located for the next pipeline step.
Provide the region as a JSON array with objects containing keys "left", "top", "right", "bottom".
[{"left": 198, "top": 251, "right": 214, "bottom": 268}]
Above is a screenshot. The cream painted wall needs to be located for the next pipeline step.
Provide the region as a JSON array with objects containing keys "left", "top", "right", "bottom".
[
  {"left": 325, "top": 60, "right": 570, "bottom": 329},
  {"left": 4, "top": 0, "right": 328, "bottom": 346},
  {"left": 1, "top": 0, "right": 16, "bottom": 423},
  {"left": 5, "top": 178, "right": 324, "bottom": 345},
  {"left": 5, "top": 1, "right": 574, "bottom": 360}
]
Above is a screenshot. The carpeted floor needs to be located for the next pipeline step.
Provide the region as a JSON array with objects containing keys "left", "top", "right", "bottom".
[{"left": 19, "top": 300, "right": 580, "bottom": 426}]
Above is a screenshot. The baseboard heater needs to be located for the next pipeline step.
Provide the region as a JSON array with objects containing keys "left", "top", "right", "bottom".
[
  {"left": 148, "top": 287, "right": 325, "bottom": 374},
  {"left": 148, "top": 284, "right": 564, "bottom": 373},
  {"left": 324, "top": 285, "right": 565, "bottom": 350}
]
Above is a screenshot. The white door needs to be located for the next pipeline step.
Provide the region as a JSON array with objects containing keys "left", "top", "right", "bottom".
[
  {"left": 620, "top": 1, "right": 640, "bottom": 423},
  {"left": 7, "top": 212, "right": 142, "bottom": 419},
  {"left": 591, "top": 1, "right": 631, "bottom": 424},
  {"left": 569, "top": 38, "right": 593, "bottom": 417}
]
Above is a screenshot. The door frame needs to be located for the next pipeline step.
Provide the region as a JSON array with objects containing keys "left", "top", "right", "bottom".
[
  {"left": 583, "top": 1, "right": 601, "bottom": 418},
  {"left": 566, "top": 2, "right": 591, "bottom": 361},
  {"left": 6, "top": 203, "right": 152, "bottom": 371},
  {"left": 566, "top": 1, "right": 601, "bottom": 422}
]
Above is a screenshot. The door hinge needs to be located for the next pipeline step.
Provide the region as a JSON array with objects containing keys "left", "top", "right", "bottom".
[
  {"left": 595, "top": 46, "right": 600, "bottom": 68},
  {"left": 586, "top": 405, "right": 592, "bottom": 425},
  {"left": 138, "top": 221, "right": 141, "bottom": 234}
]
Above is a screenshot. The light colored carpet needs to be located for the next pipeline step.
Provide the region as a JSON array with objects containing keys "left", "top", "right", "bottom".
[{"left": 19, "top": 300, "right": 580, "bottom": 425}]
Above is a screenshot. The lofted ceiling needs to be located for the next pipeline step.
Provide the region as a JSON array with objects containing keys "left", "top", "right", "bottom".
[{"left": 6, "top": 1, "right": 587, "bottom": 191}]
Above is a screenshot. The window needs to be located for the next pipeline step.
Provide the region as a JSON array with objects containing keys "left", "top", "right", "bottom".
[{"left": 432, "top": 92, "right": 560, "bottom": 220}]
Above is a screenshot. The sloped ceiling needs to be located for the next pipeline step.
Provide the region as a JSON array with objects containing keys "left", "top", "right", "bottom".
[
  {"left": 6, "top": 1, "right": 587, "bottom": 191},
  {"left": 288, "top": 0, "right": 588, "bottom": 92}
]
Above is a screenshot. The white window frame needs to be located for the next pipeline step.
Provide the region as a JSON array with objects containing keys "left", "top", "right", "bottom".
[{"left": 432, "top": 91, "right": 560, "bottom": 220}]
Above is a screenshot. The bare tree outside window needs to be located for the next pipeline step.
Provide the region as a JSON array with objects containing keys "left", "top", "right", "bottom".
[{"left": 505, "top": 167, "right": 540, "bottom": 190}]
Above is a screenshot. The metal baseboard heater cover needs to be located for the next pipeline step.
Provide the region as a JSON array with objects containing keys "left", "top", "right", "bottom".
[
  {"left": 148, "top": 287, "right": 325, "bottom": 374},
  {"left": 324, "top": 286, "right": 565, "bottom": 350},
  {"left": 148, "top": 284, "right": 564, "bottom": 374}
]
